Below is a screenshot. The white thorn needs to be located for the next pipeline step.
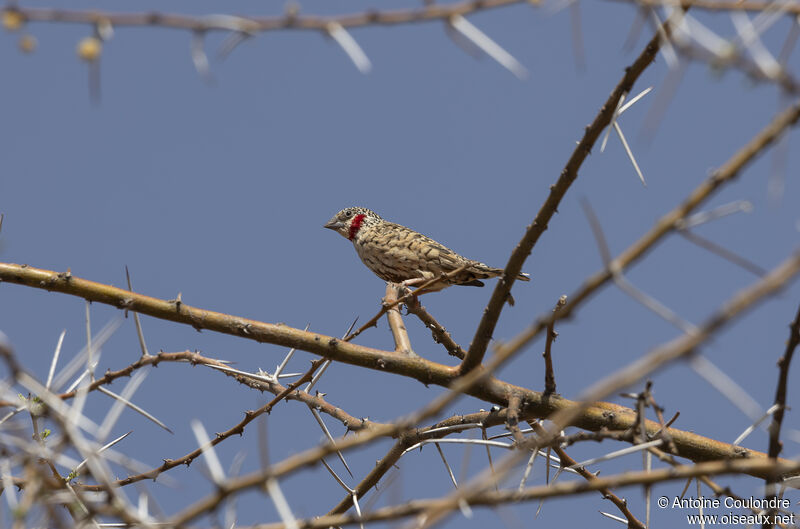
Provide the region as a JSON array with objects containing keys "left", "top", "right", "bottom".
[
  {"left": 601, "top": 93, "right": 626, "bottom": 153},
  {"left": 266, "top": 478, "right": 299, "bottom": 529},
  {"left": 731, "top": 12, "right": 782, "bottom": 79},
  {"left": 46, "top": 329, "right": 66, "bottom": 390},
  {"left": 650, "top": 8, "right": 679, "bottom": 69},
  {"left": 327, "top": 22, "right": 372, "bottom": 74},
  {"left": 448, "top": 15, "right": 528, "bottom": 79},
  {"left": 618, "top": 86, "right": 653, "bottom": 115},
  {"left": 613, "top": 121, "right": 647, "bottom": 186},
  {"left": 191, "top": 419, "right": 226, "bottom": 485},
  {"left": 191, "top": 31, "right": 212, "bottom": 80}
]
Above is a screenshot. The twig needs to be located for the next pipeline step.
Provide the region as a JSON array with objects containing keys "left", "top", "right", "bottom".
[
  {"left": 344, "top": 265, "right": 469, "bottom": 342},
  {"left": 679, "top": 229, "right": 767, "bottom": 277},
  {"left": 506, "top": 394, "right": 525, "bottom": 446},
  {"left": 543, "top": 296, "right": 567, "bottom": 395},
  {"left": 384, "top": 284, "right": 415, "bottom": 356},
  {"left": 644, "top": 382, "right": 678, "bottom": 454},
  {"left": 764, "top": 302, "right": 800, "bottom": 523},
  {"left": 766, "top": 301, "right": 800, "bottom": 460},
  {"left": 405, "top": 296, "right": 467, "bottom": 359}
]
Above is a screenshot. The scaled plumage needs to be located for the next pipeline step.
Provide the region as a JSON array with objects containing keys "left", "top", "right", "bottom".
[{"left": 324, "top": 207, "right": 530, "bottom": 293}]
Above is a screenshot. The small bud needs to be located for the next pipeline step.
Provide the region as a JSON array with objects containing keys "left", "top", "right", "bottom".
[
  {"left": 2, "top": 10, "right": 24, "bottom": 32},
  {"left": 18, "top": 34, "right": 36, "bottom": 54},
  {"left": 77, "top": 36, "right": 102, "bottom": 62}
]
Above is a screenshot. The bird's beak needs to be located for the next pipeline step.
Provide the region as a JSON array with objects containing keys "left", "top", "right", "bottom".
[{"left": 324, "top": 220, "right": 345, "bottom": 231}]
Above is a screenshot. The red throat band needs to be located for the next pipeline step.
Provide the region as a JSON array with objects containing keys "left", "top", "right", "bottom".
[{"left": 348, "top": 214, "right": 366, "bottom": 241}]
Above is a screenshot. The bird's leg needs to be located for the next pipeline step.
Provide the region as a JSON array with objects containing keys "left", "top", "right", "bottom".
[{"left": 397, "top": 277, "right": 425, "bottom": 299}]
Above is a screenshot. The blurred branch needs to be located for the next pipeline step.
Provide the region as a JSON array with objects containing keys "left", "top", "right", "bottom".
[
  {"left": 6, "top": 1, "right": 798, "bottom": 35},
  {"left": 4, "top": 1, "right": 530, "bottom": 33},
  {"left": 405, "top": 296, "right": 467, "bottom": 359},
  {"left": 612, "top": 0, "right": 800, "bottom": 15},
  {"left": 344, "top": 265, "right": 469, "bottom": 342},
  {"left": 196, "top": 457, "right": 800, "bottom": 529}
]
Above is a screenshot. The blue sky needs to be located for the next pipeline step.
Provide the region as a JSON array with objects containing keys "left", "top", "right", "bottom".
[{"left": 1, "top": 1, "right": 799, "bottom": 527}]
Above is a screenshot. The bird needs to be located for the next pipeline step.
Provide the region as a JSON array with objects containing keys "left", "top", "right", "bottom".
[{"left": 324, "top": 207, "right": 530, "bottom": 297}]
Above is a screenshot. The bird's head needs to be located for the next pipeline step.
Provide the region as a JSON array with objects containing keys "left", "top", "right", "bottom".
[{"left": 324, "top": 207, "right": 382, "bottom": 241}]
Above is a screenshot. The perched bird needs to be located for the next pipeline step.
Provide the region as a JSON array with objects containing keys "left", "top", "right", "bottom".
[{"left": 324, "top": 207, "right": 530, "bottom": 295}]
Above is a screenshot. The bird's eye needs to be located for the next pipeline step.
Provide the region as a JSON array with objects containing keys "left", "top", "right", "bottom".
[{"left": 344, "top": 209, "right": 352, "bottom": 218}]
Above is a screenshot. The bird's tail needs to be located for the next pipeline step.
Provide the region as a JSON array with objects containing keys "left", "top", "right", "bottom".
[{"left": 517, "top": 272, "right": 531, "bottom": 282}]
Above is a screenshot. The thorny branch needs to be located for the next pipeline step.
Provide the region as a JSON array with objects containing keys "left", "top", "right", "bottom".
[
  {"left": 767, "top": 302, "right": 800, "bottom": 460},
  {"left": 4, "top": 1, "right": 529, "bottom": 33},
  {"left": 343, "top": 265, "right": 469, "bottom": 342},
  {"left": 543, "top": 295, "right": 566, "bottom": 396},
  {"left": 384, "top": 283, "right": 415, "bottom": 356},
  {"left": 460, "top": 9, "right": 683, "bottom": 373},
  {"left": 763, "top": 302, "right": 800, "bottom": 528}
]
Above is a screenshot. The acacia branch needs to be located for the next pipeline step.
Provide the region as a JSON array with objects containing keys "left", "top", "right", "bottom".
[
  {"left": 459, "top": 9, "right": 683, "bottom": 373},
  {"left": 543, "top": 295, "right": 566, "bottom": 395},
  {"left": 767, "top": 302, "right": 800, "bottom": 460},
  {"left": 763, "top": 302, "right": 800, "bottom": 528},
  {"left": 611, "top": 0, "right": 800, "bottom": 15},
  {"left": 5, "top": 1, "right": 528, "bottom": 33},
  {"left": 385, "top": 284, "right": 415, "bottom": 356}
]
